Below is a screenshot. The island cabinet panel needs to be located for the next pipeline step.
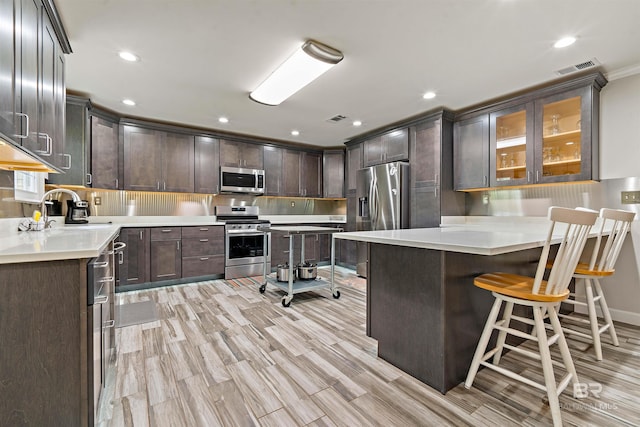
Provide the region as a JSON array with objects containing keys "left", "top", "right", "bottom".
[
  {"left": 219, "top": 139, "right": 263, "bottom": 169},
  {"left": 0, "top": 259, "right": 89, "bottom": 426},
  {"left": 90, "top": 113, "right": 120, "bottom": 189},
  {"left": 367, "top": 242, "right": 548, "bottom": 393},
  {"left": 181, "top": 226, "right": 224, "bottom": 278},
  {"left": 194, "top": 136, "right": 220, "bottom": 194}
]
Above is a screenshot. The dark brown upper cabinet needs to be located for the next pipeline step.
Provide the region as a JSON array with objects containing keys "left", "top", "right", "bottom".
[{"left": 219, "top": 139, "right": 263, "bottom": 169}]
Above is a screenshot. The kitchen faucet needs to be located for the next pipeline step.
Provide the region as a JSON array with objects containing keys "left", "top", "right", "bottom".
[{"left": 39, "top": 188, "right": 82, "bottom": 228}]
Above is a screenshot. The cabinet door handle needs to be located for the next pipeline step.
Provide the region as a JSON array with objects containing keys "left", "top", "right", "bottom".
[
  {"left": 115, "top": 178, "right": 119, "bottom": 188},
  {"left": 176, "top": 241, "right": 180, "bottom": 251},
  {"left": 199, "top": 239, "right": 209, "bottom": 242},
  {"left": 200, "top": 257, "right": 209, "bottom": 261},
  {"left": 86, "top": 173, "right": 93, "bottom": 185},
  {"left": 93, "top": 261, "right": 109, "bottom": 268},
  {"left": 161, "top": 229, "right": 172, "bottom": 233},
  {"left": 98, "top": 276, "right": 114, "bottom": 283},
  {"left": 483, "top": 175, "right": 488, "bottom": 187},
  {"left": 199, "top": 227, "right": 209, "bottom": 231},
  {"left": 36, "top": 134, "right": 52, "bottom": 156},
  {"left": 118, "top": 251, "right": 124, "bottom": 264},
  {"left": 16, "top": 113, "right": 29, "bottom": 139},
  {"left": 61, "top": 153, "right": 72, "bottom": 170},
  {"left": 103, "top": 320, "right": 115, "bottom": 329},
  {"left": 163, "top": 181, "right": 166, "bottom": 191},
  {"left": 536, "top": 170, "right": 539, "bottom": 182},
  {"left": 157, "top": 181, "right": 160, "bottom": 191},
  {"left": 94, "top": 295, "right": 108, "bottom": 304},
  {"left": 527, "top": 171, "right": 531, "bottom": 183},
  {"left": 139, "top": 231, "right": 144, "bottom": 240}
]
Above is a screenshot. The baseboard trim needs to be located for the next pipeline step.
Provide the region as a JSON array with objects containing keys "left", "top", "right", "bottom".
[{"left": 574, "top": 305, "right": 640, "bottom": 327}]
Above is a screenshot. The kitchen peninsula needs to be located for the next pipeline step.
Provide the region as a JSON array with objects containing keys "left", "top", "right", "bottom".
[{"left": 331, "top": 218, "right": 567, "bottom": 393}]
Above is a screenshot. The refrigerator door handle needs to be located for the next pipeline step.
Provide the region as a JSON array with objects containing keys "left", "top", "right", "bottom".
[{"left": 369, "top": 172, "right": 378, "bottom": 227}]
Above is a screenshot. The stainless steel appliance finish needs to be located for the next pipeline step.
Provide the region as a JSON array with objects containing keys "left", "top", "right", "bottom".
[
  {"left": 220, "top": 166, "right": 265, "bottom": 194},
  {"left": 356, "top": 161, "right": 410, "bottom": 276},
  {"left": 216, "top": 206, "right": 271, "bottom": 279}
]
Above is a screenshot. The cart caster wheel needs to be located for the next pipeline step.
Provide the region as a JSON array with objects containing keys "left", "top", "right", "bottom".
[
  {"left": 282, "top": 298, "right": 291, "bottom": 307},
  {"left": 332, "top": 290, "right": 341, "bottom": 299},
  {"left": 259, "top": 284, "right": 266, "bottom": 293}
]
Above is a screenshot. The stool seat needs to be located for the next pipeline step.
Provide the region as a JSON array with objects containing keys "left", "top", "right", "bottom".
[
  {"left": 546, "top": 260, "right": 614, "bottom": 276},
  {"left": 474, "top": 272, "right": 569, "bottom": 302}
]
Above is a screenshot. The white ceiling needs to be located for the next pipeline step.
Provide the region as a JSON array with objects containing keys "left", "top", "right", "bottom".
[{"left": 55, "top": 0, "right": 640, "bottom": 148}]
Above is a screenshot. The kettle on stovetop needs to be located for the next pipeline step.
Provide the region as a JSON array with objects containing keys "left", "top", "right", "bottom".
[{"left": 65, "top": 199, "right": 90, "bottom": 224}]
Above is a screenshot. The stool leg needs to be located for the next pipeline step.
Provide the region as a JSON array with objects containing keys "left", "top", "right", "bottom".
[
  {"left": 548, "top": 305, "right": 579, "bottom": 386},
  {"left": 594, "top": 278, "right": 619, "bottom": 347},
  {"left": 465, "top": 298, "right": 502, "bottom": 389},
  {"left": 493, "top": 301, "right": 514, "bottom": 365},
  {"left": 585, "top": 279, "right": 603, "bottom": 361},
  {"left": 534, "top": 306, "right": 563, "bottom": 427}
]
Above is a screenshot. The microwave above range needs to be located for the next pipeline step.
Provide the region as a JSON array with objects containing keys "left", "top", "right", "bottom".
[{"left": 220, "top": 166, "right": 265, "bottom": 194}]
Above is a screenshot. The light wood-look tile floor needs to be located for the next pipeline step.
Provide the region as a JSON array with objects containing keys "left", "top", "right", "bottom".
[{"left": 99, "top": 267, "right": 640, "bottom": 426}]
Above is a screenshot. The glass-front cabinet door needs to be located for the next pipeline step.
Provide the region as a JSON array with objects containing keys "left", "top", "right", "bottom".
[
  {"left": 489, "top": 104, "right": 534, "bottom": 187},
  {"left": 534, "top": 86, "right": 591, "bottom": 183}
]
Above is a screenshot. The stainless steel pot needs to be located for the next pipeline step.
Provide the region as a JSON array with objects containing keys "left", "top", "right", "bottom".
[
  {"left": 297, "top": 262, "right": 317, "bottom": 280},
  {"left": 276, "top": 263, "right": 295, "bottom": 282}
]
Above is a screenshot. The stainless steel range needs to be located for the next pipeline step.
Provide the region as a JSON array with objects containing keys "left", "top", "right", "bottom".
[{"left": 216, "top": 206, "right": 271, "bottom": 279}]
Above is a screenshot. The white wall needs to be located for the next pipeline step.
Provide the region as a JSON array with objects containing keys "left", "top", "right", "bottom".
[{"left": 592, "top": 73, "right": 640, "bottom": 326}]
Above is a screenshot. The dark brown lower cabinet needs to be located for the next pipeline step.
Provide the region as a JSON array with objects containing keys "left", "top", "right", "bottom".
[
  {"left": 150, "top": 228, "right": 182, "bottom": 282},
  {"left": 181, "top": 226, "right": 224, "bottom": 277},
  {"left": 117, "top": 226, "right": 225, "bottom": 289},
  {"left": 117, "top": 227, "right": 150, "bottom": 286}
]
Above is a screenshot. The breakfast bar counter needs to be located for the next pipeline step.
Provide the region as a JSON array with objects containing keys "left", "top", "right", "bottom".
[{"left": 331, "top": 221, "right": 561, "bottom": 394}]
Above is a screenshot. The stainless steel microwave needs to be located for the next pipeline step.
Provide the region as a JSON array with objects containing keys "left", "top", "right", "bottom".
[{"left": 220, "top": 166, "right": 265, "bottom": 194}]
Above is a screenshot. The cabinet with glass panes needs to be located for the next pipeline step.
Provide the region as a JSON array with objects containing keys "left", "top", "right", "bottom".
[{"left": 483, "top": 73, "right": 605, "bottom": 188}]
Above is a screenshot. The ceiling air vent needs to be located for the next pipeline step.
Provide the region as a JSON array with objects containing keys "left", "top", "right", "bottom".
[
  {"left": 327, "top": 114, "right": 347, "bottom": 123},
  {"left": 555, "top": 58, "right": 601, "bottom": 76}
]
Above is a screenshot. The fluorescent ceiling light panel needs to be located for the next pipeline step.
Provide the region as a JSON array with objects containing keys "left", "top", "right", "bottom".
[{"left": 250, "top": 40, "right": 343, "bottom": 106}]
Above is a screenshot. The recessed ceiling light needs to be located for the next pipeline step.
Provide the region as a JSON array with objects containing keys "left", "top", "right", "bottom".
[
  {"left": 122, "top": 99, "right": 136, "bottom": 106},
  {"left": 353, "top": 120, "right": 362, "bottom": 127},
  {"left": 554, "top": 36, "right": 576, "bottom": 48},
  {"left": 218, "top": 117, "right": 229, "bottom": 124},
  {"left": 291, "top": 130, "right": 300, "bottom": 136},
  {"left": 423, "top": 91, "right": 436, "bottom": 100},
  {"left": 118, "top": 51, "right": 140, "bottom": 62}
]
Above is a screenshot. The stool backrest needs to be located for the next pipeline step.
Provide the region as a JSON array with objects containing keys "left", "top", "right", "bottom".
[
  {"left": 532, "top": 207, "right": 598, "bottom": 296},
  {"left": 588, "top": 208, "right": 636, "bottom": 272}
]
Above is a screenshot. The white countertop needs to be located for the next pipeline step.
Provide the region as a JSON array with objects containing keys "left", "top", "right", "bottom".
[
  {"left": 0, "top": 215, "right": 346, "bottom": 264},
  {"left": 333, "top": 216, "right": 607, "bottom": 256},
  {"left": 0, "top": 221, "right": 121, "bottom": 264}
]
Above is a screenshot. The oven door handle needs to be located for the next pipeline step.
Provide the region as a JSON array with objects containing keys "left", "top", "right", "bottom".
[{"left": 226, "top": 230, "right": 269, "bottom": 236}]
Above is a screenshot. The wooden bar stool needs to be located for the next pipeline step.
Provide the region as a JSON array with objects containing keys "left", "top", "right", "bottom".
[
  {"left": 558, "top": 208, "right": 635, "bottom": 360},
  {"left": 464, "top": 206, "right": 598, "bottom": 427}
]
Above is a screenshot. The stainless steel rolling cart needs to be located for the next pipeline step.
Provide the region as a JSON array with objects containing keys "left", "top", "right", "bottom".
[{"left": 259, "top": 225, "right": 342, "bottom": 307}]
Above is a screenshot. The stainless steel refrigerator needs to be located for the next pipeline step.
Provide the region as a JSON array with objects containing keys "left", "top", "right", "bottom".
[{"left": 356, "top": 161, "right": 409, "bottom": 277}]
